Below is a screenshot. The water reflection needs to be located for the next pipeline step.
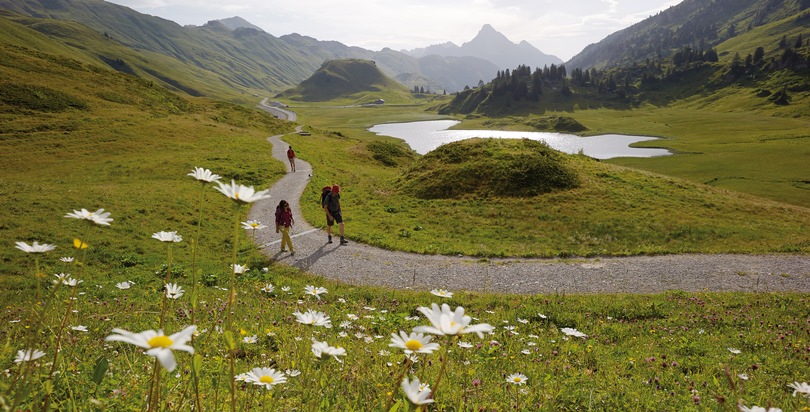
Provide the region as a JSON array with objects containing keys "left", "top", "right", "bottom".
[{"left": 369, "top": 120, "right": 671, "bottom": 159}]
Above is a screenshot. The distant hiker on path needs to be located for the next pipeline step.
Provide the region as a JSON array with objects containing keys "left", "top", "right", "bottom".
[
  {"left": 287, "top": 146, "right": 296, "bottom": 172},
  {"left": 323, "top": 185, "right": 347, "bottom": 245},
  {"left": 275, "top": 199, "right": 295, "bottom": 255}
]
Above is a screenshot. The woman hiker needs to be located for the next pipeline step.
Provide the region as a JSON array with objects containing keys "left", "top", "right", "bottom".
[{"left": 275, "top": 199, "right": 295, "bottom": 255}]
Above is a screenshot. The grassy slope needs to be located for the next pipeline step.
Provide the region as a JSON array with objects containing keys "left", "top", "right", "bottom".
[{"left": 0, "top": 40, "right": 292, "bottom": 286}]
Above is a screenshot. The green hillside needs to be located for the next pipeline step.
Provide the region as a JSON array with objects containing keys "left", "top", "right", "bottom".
[
  {"left": 279, "top": 59, "right": 415, "bottom": 103},
  {"left": 0, "top": 31, "right": 292, "bottom": 276}
]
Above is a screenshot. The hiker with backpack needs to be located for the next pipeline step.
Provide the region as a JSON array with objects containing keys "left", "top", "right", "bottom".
[
  {"left": 287, "top": 146, "right": 296, "bottom": 172},
  {"left": 275, "top": 199, "right": 295, "bottom": 255},
  {"left": 322, "top": 185, "right": 347, "bottom": 245}
]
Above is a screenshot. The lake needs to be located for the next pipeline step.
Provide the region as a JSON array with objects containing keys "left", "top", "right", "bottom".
[{"left": 368, "top": 120, "right": 672, "bottom": 159}]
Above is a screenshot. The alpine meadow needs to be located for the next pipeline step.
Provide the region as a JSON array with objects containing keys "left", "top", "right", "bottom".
[{"left": 0, "top": 0, "right": 809, "bottom": 411}]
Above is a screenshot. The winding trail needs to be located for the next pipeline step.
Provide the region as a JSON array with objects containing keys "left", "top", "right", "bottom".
[{"left": 248, "top": 130, "right": 810, "bottom": 294}]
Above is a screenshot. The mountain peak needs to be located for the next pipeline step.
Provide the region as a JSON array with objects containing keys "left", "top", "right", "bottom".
[{"left": 213, "top": 16, "right": 264, "bottom": 32}]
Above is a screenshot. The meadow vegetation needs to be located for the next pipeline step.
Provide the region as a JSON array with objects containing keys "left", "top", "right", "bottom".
[{"left": 1, "top": 27, "right": 809, "bottom": 412}]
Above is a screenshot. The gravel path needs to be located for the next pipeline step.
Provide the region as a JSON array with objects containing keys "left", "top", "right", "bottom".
[{"left": 248, "top": 131, "right": 810, "bottom": 294}]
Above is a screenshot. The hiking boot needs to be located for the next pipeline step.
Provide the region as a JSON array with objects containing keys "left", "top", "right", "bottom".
[
  {"left": 290, "top": 251, "right": 295, "bottom": 256},
  {"left": 327, "top": 235, "right": 333, "bottom": 244},
  {"left": 280, "top": 249, "right": 288, "bottom": 252},
  {"left": 340, "top": 237, "right": 348, "bottom": 245}
]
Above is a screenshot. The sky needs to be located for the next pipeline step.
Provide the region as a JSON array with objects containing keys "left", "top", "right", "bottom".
[{"left": 105, "top": 0, "right": 684, "bottom": 61}]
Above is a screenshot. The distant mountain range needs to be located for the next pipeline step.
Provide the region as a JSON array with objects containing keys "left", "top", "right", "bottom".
[
  {"left": 0, "top": 0, "right": 560, "bottom": 94},
  {"left": 405, "top": 24, "right": 562, "bottom": 71}
]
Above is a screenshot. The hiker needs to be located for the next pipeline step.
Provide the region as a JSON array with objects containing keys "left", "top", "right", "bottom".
[
  {"left": 275, "top": 199, "right": 295, "bottom": 255},
  {"left": 287, "top": 146, "right": 296, "bottom": 172},
  {"left": 323, "top": 184, "right": 347, "bottom": 245}
]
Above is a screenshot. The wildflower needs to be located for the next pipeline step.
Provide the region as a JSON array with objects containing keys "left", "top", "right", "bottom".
[
  {"left": 71, "top": 325, "right": 89, "bottom": 332},
  {"left": 517, "top": 318, "right": 529, "bottom": 324},
  {"left": 188, "top": 167, "right": 221, "bottom": 183},
  {"left": 105, "top": 325, "right": 196, "bottom": 372},
  {"left": 740, "top": 407, "right": 782, "bottom": 412},
  {"left": 293, "top": 309, "right": 332, "bottom": 328},
  {"left": 728, "top": 348, "right": 741, "bottom": 354},
  {"left": 538, "top": 313, "right": 547, "bottom": 319},
  {"left": 281, "top": 286, "right": 291, "bottom": 292},
  {"left": 152, "top": 231, "right": 182, "bottom": 243},
  {"left": 521, "top": 349, "right": 531, "bottom": 355},
  {"left": 65, "top": 208, "right": 113, "bottom": 226},
  {"left": 401, "top": 376, "right": 434, "bottom": 405},
  {"left": 304, "top": 285, "right": 328, "bottom": 299},
  {"left": 413, "top": 303, "right": 494, "bottom": 338},
  {"left": 788, "top": 381, "right": 810, "bottom": 398},
  {"left": 346, "top": 313, "right": 359, "bottom": 320},
  {"left": 285, "top": 369, "right": 301, "bottom": 377},
  {"left": 260, "top": 284, "right": 274, "bottom": 294},
  {"left": 458, "top": 341, "right": 473, "bottom": 349},
  {"left": 561, "top": 327, "right": 588, "bottom": 339},
  {"left": 241, "top": 220, "right": 267, "bottom": 230},
  {"left": 15, "top": 241, "right": 56, "bottom": 253},
  {"left": 62, "top": 277, "right": 82, "bottom": 287},
  {"left": 506, "top": 373, "right": 528, "bottom": 385},
  {"left": 14, "top": 349, "right": 45, "bottom": 363},
  {"left": 231, "top": 264, "right": 248, "bottom": 274},
  {"left": 242, "top": 335, "right": 258, "bottom": 344},
  {"left": 430, "top": 289, "right": 453, "bottom": 298},
  {"left": 214, "top": 180, "right": 271, "bottom": 204},
  {"left": 311, "top": 338, "right": 346, "bottom": 361},
  {"left": 241, "top": 367, "right": 286, "bottom": 389},
  {"left": 73, "top": 238, "right": 89, "bottom": 249},
  {"left": 738, "top": 373, "right": 749, "bottom": 380},
  {"left": 389, "top": 331, "right": 440, "bottom": 355},
  {"left": 165, "top": 283, "right": 184, "bottom": 299},
  {"left": 116, "top": 281, "right": 132, "bottom": 290}
]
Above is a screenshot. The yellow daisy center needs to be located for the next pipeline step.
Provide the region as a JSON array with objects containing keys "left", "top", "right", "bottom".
[
  {"left": 405, "top": 339, "right": 423, "bottom": 351},
  {"left": 260, "top": 375, "right": 274, "bottom": 384},
  {"left": 513, "top": 377, "right": 522, "bottom": 383},
  {"left": 147, "top": 335, "right": 174, "bottom": 349},
  {"left": 250, "top": 223, "right": 259, "bottom": 228}
]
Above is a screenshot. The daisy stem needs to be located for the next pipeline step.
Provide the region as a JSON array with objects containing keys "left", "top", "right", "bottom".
[
  {"left": 227, "top": 203, "right": 243, "bottom": 412},
  {"left": 6, "top": 283, "right": 62, "bottom": 410},
  {"left": 43, "top": 225, "right": 93, "bottom": 411},
  {"left": 159, "top": 243, "right": 174, "bottom": 329},
  {"left": 147, "top": 358, "right": 161, "bottom": 411},
  {"left": 34, "top": 257, "right": 41, "bottom": 300},
  {"left": 385, "top": 357, "right": 412, "bottom": 410},
  {"left": 431, "top": 336, "right": 454, "bottom": 398}
]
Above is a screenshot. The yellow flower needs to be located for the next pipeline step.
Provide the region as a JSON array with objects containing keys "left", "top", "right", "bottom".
[{"left": 73, "top": 238, "right": 89, "bottom": 249}]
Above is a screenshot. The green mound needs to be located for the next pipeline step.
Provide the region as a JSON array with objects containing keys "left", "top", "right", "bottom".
[
  {"left": 279, "top": 58, "right": 411, "bottom": 102},
  {"left": 398, "top": 138, "right": 580, "bottom": 199}
]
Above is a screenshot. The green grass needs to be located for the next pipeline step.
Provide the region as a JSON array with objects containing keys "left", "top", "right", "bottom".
[
  {"left": 284, "top": 104, "right": 810, "bottom": 257},
  {"left": 0, "top": 21, "right": 809, "bottom": 412}
]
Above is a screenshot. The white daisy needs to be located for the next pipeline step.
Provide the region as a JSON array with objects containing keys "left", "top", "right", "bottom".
[
  {"left": 165, "top": 283, "right": 184, "bottom": 299},
  {"left": 304, "top": 285, "right": 328, "bottom": 300},
  {"left": 105, "top": 325, "right": 196, "bottom": 372},
  {"left": 214, "top": 180, "right": 271, "bottom": 204},
  {"left": 14, "top": 349, "right": 45, "bottom": 363},
  {"left": 506, "top": 373, "right": 529, "bottom": 385},
  {"left": 413, "top": 303, "right": 494, "bottom": 338},
  {"left": 188, "top": 167, "right": 221, "bottom": 183},
  {"left": 152, "top": 231, "right": 182, "bottom": 243},
  {"left": 293, "top": 309, "right": 332, "bottom": 328},
  {"left": 430, "top": 289, "right": 453, "bottom": 298},
  {"left": 401, "top": 376, "right": 434, "bottom": 405},
  {"left": 15, "top": 241, "right": 56, "bottom": 253},
  {"left": 240, "top": 367, "right": 286, "bottom": 389}
]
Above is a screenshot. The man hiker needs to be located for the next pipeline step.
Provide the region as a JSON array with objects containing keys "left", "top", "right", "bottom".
[
  {"left": 287, "top": 145, "right": 296, "bottom": 172},
  {"left": 323, "top": 184, "right": 347, "bottom": 245}
]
